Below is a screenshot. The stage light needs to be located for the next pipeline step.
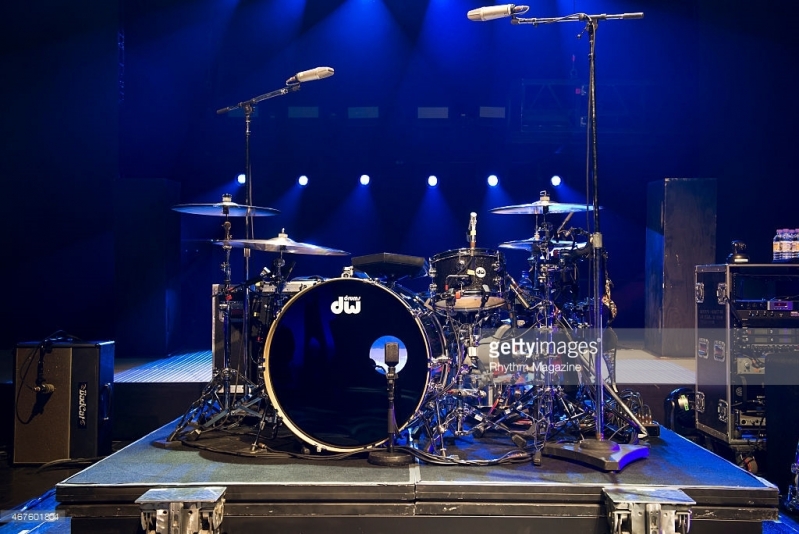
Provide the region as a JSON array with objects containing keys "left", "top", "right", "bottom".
[
  {"left": 551, "top": 175, "right": 562, "bottom": 187},
  {"left": 237, "top": 173, "right": 246, "bottom": 185},
  {"left": 427, "top": 175, "right": 438, "bottom": 187},
  {"left": 298, "top": 175, "right": 309, "bottom": 187},
  {"left": 487, "top": 174, "right": 499, "bottom": 187},
  {"left": 360, "top": 174, "right": 370, "bottom": 185}
]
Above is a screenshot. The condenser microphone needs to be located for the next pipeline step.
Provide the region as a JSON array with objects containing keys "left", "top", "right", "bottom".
[
  {"left": 467, "top": 4, "right": 529, "bottom": 21},
  {"left": 286, "top": 66, "right": 335, "bottom": 85},
  {"left": 468, "top": 212, "right": 477, "bottom": 249}
]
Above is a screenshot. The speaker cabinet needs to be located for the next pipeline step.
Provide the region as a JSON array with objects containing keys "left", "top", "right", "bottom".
[
  {"left": 13, "top": 341, "right": 114, "bottom": 464},
  {"left": 645, "top": 178, "right": 717, "bottom": 357}
]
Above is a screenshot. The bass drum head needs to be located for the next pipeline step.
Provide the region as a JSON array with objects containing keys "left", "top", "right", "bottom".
[{"left": 264, "top": 278, "right": 433, "bottom": 452}]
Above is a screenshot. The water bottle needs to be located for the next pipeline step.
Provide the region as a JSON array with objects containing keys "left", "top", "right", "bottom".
[
  {"left": 774, "top": 229, "right": 784, "bottom": 263},
  {"left": 782, "top": 229, "right": 795, "bottom": 263}
]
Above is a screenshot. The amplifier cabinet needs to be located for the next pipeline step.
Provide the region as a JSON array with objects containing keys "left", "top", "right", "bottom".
[
  {"left": 13, "top": 341, "right": 114, "bottom": 464},
  {"left": 695, "top": 264, "right": 799, "bottom": 445}
]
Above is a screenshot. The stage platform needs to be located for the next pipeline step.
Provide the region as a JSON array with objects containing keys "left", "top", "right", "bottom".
[{"left": 52, "top": 417, "right": 780, "bottom": 534}]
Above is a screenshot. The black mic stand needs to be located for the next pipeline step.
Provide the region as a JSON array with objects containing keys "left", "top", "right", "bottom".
[
  {"left": 369, "top": 342, "right": 413, "bottom": 466},
  {"left": 512, "top": 11, "right": 649, "bottom": 471},
  {"left": 216, "top": 84, "right": 301, "bottom": 382}
]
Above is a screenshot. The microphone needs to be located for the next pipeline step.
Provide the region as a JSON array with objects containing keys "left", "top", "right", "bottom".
[
  {"left": 468, "top": 212, "right": 477, "bottom": 249},
  {"left": 286, "top": 66, "right": 334, "bottom": 85},
  {"left": 506, "top": 275, "right": 531, "bottom": 310},
  {"left": 35, "top": 383, "right": 55, "bottom": 394},
  {"left": 467, "top": 4, "right": 529, "bottom": 21},
  {"left": 556, "top": 211, "right": 574, "bottom": 237}
]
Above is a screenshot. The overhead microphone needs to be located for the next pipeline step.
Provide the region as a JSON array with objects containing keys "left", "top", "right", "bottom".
[
  {"left": 468, "top": 212, "right": 477, "bottom": 249},
  {"left": 467, "top": 4, "right": 529, "bottom": 21},
  {"left": 286, "top": 66, "right": 335, "bottom": 85}
]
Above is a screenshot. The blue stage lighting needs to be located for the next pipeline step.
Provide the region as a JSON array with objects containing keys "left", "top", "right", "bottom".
[
  {"left": 487, "top": 174, "right": 499, "bottom": 187},
  {"left": 428, "top": 175, "right": 438, "bottom": 187},
  {"left": 360, "top": 174, "right": 370, "bottom": 185},
  {"left": 551, "top": 175, "right": 562, "bottom": 187},
  {"left": 298, "top": 175, "right": 309, "bottom": 187},
  {"left": 237, "top": 173, "right": 246, "bottom": 185}
]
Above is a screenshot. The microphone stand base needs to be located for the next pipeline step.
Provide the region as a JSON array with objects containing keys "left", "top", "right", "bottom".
[
  {"left": 543, "top": 439, "right": 649, "bottom": 472},
  {"left": 367, "top": 449, "right": 414, "bottom": 467}
]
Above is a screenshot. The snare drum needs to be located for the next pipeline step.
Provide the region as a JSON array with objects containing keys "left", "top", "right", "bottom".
[
  {"left": 263, "top": 277, "right": 447, "bottom": 452},
  {"left": 429, "top": 248, "right": 505, "bottom": 311}
]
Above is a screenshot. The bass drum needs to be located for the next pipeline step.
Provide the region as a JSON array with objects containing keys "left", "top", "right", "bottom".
[{"left": 263, "top": 277, "right": 446, "bottom": 452}]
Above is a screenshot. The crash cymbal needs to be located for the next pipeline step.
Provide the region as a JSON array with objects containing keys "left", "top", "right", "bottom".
[
  {"left": 490, "top": 200, "right": 596, "bottom": 215},
  {"left": 213, "top": 232, "right": 349, "bottom": 256},
  {"left": 173, "top": 201, "right": 279, "bottom": 217}
]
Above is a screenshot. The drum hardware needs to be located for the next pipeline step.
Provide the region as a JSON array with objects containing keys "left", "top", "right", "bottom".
[{"left": 165, "top": 214, "right": 269, "bottom": 444}]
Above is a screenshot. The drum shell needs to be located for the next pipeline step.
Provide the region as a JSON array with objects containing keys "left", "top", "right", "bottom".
[
  {"left": 263, "top": 278, "right": 446, "bottom": 452},
  {"left": 429, "top": 248, "right": 505, "bottom": 311}
]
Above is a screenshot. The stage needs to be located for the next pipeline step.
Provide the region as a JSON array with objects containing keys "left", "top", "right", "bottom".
[{"left": 54, "top": 417, "right": 779, "bottom": 534}]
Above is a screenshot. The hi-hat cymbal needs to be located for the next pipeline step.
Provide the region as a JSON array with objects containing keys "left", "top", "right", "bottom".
[
  {"left": 173, "top": 201, "right": 279, "bottom": 217},
  {"left": 499, "top": 237, "right": 588, "bottom": 252},
  {"left": 213, "top": 232, "right": 349, "bottom": 256},
  {"left": 491, "top": 200, "right": 597, "bottom": 215}
]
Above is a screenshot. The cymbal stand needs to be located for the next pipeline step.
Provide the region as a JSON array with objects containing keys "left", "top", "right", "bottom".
[{"left": 165, "top": 218, "right": 262, "bottom": 443}]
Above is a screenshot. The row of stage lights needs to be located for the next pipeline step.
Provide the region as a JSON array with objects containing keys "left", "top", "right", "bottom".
[{"left": 237, "top": 174, "right": 564, "bottom": 188}]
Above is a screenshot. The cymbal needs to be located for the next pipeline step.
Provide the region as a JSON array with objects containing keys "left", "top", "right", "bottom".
[
  {"left": 491, "top": 200, "right": 597, "bottom": 215},
  {"left": 173, "top": 201, "right": 279, "bottom": 217},
  {"left": 499, "top": 238, "right": 588, "bottom": 252},
  {"left": 213, "top": 233, "right": 349, "bottom": 256}
]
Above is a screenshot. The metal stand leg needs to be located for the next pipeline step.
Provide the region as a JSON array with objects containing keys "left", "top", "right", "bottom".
[{"left": 369, "top": 342, "right": 413, "bottom": 466}]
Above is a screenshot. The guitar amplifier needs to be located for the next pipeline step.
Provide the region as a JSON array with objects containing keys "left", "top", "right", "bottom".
[{"left": 13, "top": 341, "right": 114, "bottom": 464}]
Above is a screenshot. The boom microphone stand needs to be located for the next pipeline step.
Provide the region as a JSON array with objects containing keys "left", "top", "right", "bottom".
[
  {"left": 215, "top": 67, "right": 334, "bottom": 381},
  {"left": 479, "top": 9, "right": 648, "bottom": 470},
  {"left": 217, "top": 83, "right": 301, "bottom": 380}
]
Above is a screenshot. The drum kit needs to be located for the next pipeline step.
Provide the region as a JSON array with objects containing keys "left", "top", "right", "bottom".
[{"left": 165, "top": 190, "right": 649, "bottom": 467}]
